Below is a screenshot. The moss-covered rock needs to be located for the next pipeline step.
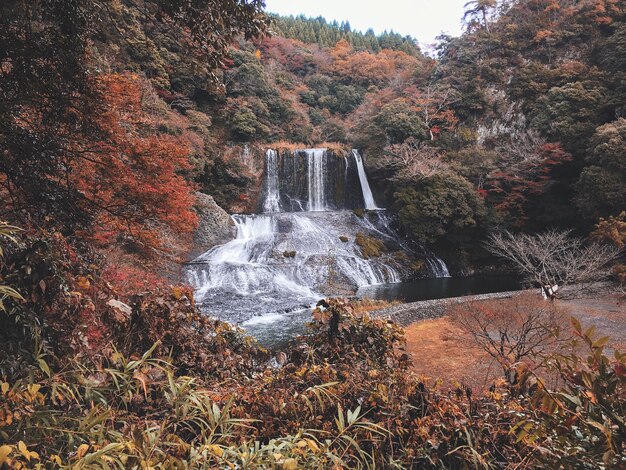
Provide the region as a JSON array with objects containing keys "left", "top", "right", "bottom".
[
  {"left": 410, "top": 259, "right": 426, "bottom": 272},
  {"left": 355, "top": 232, "right": 386, "bottom": 259}
]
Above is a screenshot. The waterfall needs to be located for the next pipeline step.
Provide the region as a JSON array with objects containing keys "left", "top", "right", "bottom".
[
  {"left": 187, "top": 211, "right": 401, "bottom": 323},
  {"left": 263, "top": 150, "right": 281, "bottom": 213},
  {"left": 306, "top": 149, "right": 326, "bottom": 211},
  {"left": 352, "top": 149, "right": 378, "bottom": 210},
  {"left": 364, "top": 210, "right": 450, "bottom": 278},
  {"left": 260, "top": 148, "right": 369, "bottom": 212},
  {"left": 188, "top": 147, "right": 451, "bottom": 329},
  {"left": 425, "top": 254, "right": 451, "bottom": 278}
]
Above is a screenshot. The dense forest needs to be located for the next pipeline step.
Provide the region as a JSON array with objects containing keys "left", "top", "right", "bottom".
[
  {"left": 271, "top": 14, "right": 422, "bottom": 55},
  {"left": 0, "top": 0, "right": 625, "bottom": 467}
]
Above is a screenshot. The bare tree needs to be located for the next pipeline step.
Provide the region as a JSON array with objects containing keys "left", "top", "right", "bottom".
[
  {"left": 449, "top": 293, "right": 566, "bottom": 379},
  {"left": 486, "top": 230, "right": 621, "bottom": 299},
  {"left": 416, "top": 83, "right": 459, "bottom": 141},
  {"left": 379, "top": 137, "right": 450, "bottom": 182},
  {"left": 493, "top": 129, "right": 547, "bottom": 176}
]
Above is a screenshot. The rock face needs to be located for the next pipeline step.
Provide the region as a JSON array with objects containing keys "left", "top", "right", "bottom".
[{"left": 188, "top": 192, "right": 235, "bottom": 261}]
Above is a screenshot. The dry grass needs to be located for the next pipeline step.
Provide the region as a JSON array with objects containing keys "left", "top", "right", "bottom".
[
  {"left": 404, "top": 318, "right": 497, "bottom": 392},
  {"left": 404, "top": 294, "right": 626, "bottom": 392},
  {"left": 350, "top": 297, "right": 400, "bottom": 315}
]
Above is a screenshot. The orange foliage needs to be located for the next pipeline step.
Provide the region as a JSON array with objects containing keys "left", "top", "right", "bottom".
[
  {"left": 325, "top": 39, "right": 419, "bottom": 86},
  {"left": 101, "top": 263, "right": 167, "bottom": 296},
  {"left": 71, "top": 74, "right": 198, "bottom": 250}
]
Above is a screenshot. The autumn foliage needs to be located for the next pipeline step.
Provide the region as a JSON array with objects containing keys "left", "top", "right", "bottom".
[
  {"left": 0, "top": 232, "right": 624, "bottom": 467},
  {"left": 71, "top": 74, "right": 198, "bottom": 250}
]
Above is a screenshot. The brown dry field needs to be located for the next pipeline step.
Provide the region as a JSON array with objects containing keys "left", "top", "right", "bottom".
[{"left": 403, "top": 295, "right": 626, "bottom": 392}]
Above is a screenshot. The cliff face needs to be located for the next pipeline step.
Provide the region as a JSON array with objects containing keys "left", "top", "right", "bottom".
[{"left": 188, "top": 192, "right": 235, "bottom": 261}]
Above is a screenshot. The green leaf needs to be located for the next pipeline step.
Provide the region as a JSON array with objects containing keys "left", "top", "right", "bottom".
[{"left": 37, "top": 358, "right": 51, "bottom": 377}]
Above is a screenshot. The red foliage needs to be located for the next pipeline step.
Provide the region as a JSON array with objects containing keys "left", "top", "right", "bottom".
[
  {"left": 70, "top": 74, "right": 198, "bottom": 250},
  {"left": 487, "top": 142, "right": 571, "bottom": 226},
  {"left": 101, "top": 264, "right": 167, "bottom": 296}
]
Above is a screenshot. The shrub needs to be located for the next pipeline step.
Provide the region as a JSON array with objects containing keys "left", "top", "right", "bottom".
[
  {"left": 395, "top": 174, "right": 486, "bottom": 245},
  {"left": 1, "top": 227, "right": 624, "bottom": 468},
  {"left": 515, "top": 319, "right": 626, "bottom": 468}
]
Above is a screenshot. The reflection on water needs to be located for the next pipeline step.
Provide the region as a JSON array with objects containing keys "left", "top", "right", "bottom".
[
  {"left": 356, "top": 275, "right": 522, "bottom": 303},
  {"left": 242, "top": 275, "right": 522, "bottom": 349}
]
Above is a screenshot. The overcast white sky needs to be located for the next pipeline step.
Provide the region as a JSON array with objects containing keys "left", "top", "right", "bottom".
[{"left": 265, "top": 0, "right": 467, "bottom": 48}]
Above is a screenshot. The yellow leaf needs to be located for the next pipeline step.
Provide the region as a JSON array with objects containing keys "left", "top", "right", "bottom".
[
  {"left": 207, "top": 445, "right": 223, "bottom": 457},
  {"left": 283, "top": 458, "right": 298, "bottom": 470},
  {"left": 18, "top": 441, "right": 29, "bottom": 461},
  {"left": 133, "top": 371, "right": 149, "bottom": 399},
  {"left": 76, "top": 443, "right": 90, "bottom": 459},
  {"left": 0, "top": 445, "right": 12, "bottom": 465},
  {"left": 306, "top": 439, "right": 320, "bottom": 453},
  {"left": 76, "top": 276, "right": 90, "bottom": 290},
  {"left": 50, "top": 455, "right": 62, "bottom": 464},
  {"left": 1, "top": 382, "right": 8, "bottom": 394}
]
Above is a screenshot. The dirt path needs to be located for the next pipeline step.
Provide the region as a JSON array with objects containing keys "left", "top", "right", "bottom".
[{"left": 403, "top": 295, "right": 625, "bottom": 392}]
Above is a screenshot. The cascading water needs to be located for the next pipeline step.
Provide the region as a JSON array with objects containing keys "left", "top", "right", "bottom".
[
  {"left": 425, "top": 256, "right": 451, "bottom": 278},
  {"left": 306, "top": 149, "right": 327, "bottom": 211},
  {"left": 353, "top": 149, "right": 378, "bottom": 210},
  {"left": 187, "top": 147, "right": 450, "bottom": 343},
  {"left": 188, "top": 211, "right": 401, "bottom": 323},
  {"left": 263, "top": 150, "right": 281, "bottom": 213}
]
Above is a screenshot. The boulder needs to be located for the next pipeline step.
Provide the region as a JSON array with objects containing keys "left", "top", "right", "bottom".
[{"left": 189, "top": 192, "right": 235, "bottom": 260}]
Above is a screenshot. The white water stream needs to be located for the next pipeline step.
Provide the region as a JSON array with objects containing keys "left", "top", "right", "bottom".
[
  {"left": 352, "top": 149, "right": 378, "bottom": 210},
  {"left": 263, "top": 149, "right": 281, "bottom": 213},
  {"left": 306, "top": 149, "right": 327, "bottom": 211}
]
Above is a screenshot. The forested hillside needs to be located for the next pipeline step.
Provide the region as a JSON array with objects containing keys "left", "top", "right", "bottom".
[
  {"left": 0, "top": 1, "right": 625, "bottom": 467},
  {"left": 271, "top": 14, "right": 421, "bottom": 55},
  {"left": 3, "top": 0, "right": 624, "bottom": 278}
]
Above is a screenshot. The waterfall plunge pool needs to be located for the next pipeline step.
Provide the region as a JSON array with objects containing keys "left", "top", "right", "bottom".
[{"left": 240, "top": 274, "right": 522, "bottom": 349}]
